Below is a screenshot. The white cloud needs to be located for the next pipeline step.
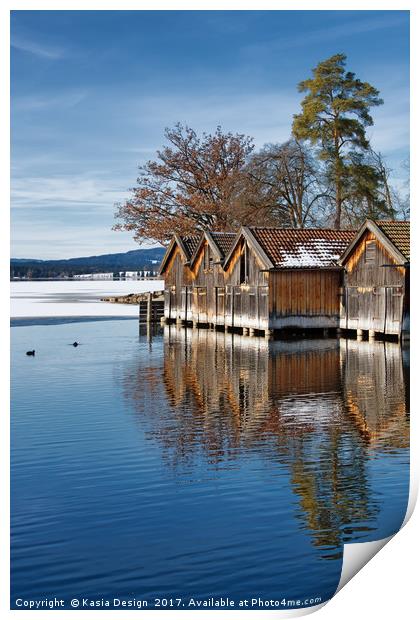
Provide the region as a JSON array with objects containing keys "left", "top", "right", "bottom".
[
  {"left": 240, "top": 14, "right": 408, "bottom": 57},
  {"left": 11, "top": 36, "right": 65, "bottom": 60},
  {"left": 13, "top": 90, "right": 88, "bottom": 111},
  {"left": 11, "top": 224, "right": 146, "bottom": 260},
  {"left": 11, "top": 174, "right": 132, "bottom": 211},
  {"left": 124, "top": 91, "right": 299, "bottom": 148}
]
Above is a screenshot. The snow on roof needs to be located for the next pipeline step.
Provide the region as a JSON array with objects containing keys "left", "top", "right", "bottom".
[{"left": 250, "top": 227, "right": 356, "bottom": 268}]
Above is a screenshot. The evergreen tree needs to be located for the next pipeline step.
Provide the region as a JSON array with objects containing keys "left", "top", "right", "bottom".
[{"left": 292, "top": 53, "right": 383, "bottom": 228}]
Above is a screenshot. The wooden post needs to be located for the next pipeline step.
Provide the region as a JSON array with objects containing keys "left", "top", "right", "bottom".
[
  {"left": 146, "top": 292, "right": 152, "bottom": 323},
  {"left": 368, "top": 330, "right": 376, "bottom": 341}
]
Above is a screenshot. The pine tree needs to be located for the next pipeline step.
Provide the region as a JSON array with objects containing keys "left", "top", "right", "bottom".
[{"left": 292, "top": 53, "right": 383, "bottom": 228}]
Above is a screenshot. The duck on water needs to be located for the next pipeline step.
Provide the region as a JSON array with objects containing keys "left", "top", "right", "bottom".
[{"left": 26, "top": 343, "right": 79, "bottom": 355}]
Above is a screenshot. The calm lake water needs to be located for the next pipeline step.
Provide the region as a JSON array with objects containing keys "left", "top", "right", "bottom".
[{"left": 11, "top": 319, "right": 409, "bottom": 610}]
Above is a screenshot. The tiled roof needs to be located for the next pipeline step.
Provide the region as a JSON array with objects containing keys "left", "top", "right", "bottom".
[
  {"left": 180, "top": 235, "right": 201, "bottom": 260},
  {"left": 375, "top": 220, "right": 410, "bottom": 261},
  {"left": 249, "top": 227, "right": 356, "bottom": 268},
  {"left": 209, "top": 232, "right": 237, "bottom": 258}
]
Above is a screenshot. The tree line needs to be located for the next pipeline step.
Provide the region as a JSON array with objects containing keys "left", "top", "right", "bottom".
[{"left": 114, "top": 54, "right": 409, "bottom": 245}]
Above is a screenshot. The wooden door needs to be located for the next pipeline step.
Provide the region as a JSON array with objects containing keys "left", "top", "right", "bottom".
[
  {"left": 385, "top": 286, "right": 403, "bottom": 335},
  {"left": 258, "top": 286, "right": 269, "bottom": 329},
  {"left": 248, "top": 287, "right": 257, "bottom": 327},
  {"left": 197, "top": 287, "right": 207, "bottom": 323},
  {"left": 225, "top": 286, "right": 233, "bottom": 327},
  {"left": 181, "top": 287, "right": 186, "bottom": 321},
  {"left": 234, "top": 287, "right": 242, "bottom": 327},
  {"left": 166, "top": 285, "right": 177, "bottom": 320},
  {"left": 346, "top": 287, "right": 359, "bottom": 330},
  {"left": 164, "top": 288, "right": 171, "bottom": 319},
  {"left": 372, "top": 287, "right": 386, "bottom": 333},
  {"left": 186, "top": 286, "right": 193, "bottom": 321},
  {"left": 216, "top": 287, "right": 225, "bottom": 325}
]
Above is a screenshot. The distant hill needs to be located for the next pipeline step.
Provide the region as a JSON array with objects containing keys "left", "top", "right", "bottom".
[{"left": 10, "top": 247, "right": 166, "bottom": 279}]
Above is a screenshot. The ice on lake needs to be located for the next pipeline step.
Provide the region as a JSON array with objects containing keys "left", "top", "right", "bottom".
[{"left": 10, "top": 280, "right": 164, "bottom": 319}]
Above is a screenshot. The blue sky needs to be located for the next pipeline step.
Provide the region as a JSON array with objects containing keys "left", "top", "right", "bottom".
[{"left": 11, "top": 10, "right": 409, "bottom": 259}]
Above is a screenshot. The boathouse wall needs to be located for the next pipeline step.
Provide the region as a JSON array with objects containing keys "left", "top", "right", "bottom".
[
  {"left": 162, "top": 245, "right": 194, "bottom": 322},
  {"left": 341, "top": 230, "right": 407, "bottom": 336},
  {"left": 223, "top": 239, "right": 269, "bottom": 330},
  {"left": 268, "top": 269, "right": 342, "bottom": 329},
  {"left": 190, "top": 239, "right": 226, "bottom": 325}
]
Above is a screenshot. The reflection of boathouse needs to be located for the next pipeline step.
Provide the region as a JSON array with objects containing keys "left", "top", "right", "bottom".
[
  {"left": 160, "top": 327, "right": 409, "bottom": 450},
  {"left": 124, "top": 326, "right": 409, "bottom": 557}
]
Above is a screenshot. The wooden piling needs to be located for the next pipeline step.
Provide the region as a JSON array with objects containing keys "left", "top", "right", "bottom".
[{"left": 146, "top": 292, "right": 152, "bottom": 323}]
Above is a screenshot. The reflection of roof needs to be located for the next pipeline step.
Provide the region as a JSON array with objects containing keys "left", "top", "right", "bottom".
[
  {"left": 375, "top": 221, "right": 410, "bottom": 261},
  {"left": 208, "top": 232, "right": 237, "bottom": 258},
  {"left": 180, "top": 235, "right": 201, "bottom": 260},
  {"left": 249, "top": 228, "right": 356, "bottom": 268}
]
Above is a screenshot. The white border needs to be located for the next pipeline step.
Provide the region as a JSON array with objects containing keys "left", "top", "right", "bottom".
[{"left": 2, "top": 2, "right": 417, "bottom": 619}]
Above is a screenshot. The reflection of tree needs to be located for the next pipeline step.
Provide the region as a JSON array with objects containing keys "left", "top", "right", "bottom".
[
  {"left": 288, "top": 432, "right": 374, "bottom": 558},
  {"left": 120, "top": 327, "right": 409, "bottom": 558},
  {"left": 340, "top": 340, "right": 409, "bottom": 450}
]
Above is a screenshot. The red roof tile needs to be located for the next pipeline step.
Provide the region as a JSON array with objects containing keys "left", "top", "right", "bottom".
[
  {"left": 375, "top": 220, "right": 410, "bottom": 261},
  {"left": 180, "top": 235, "right": 201, "bottom": 260},
  {"left": 209, "top": 232, "right": 237, "bottom": 258},
  {"left": 249, "top": 227, "right": 356, "bottom": 268}
]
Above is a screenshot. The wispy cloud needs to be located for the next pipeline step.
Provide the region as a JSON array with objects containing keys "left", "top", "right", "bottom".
[
  {"left": 11, "top": 174, "right": 131, "bottom": 211},
  {"left": 11, "top": 35, "right": 65, "bottom": 60},
  {"left": 241, "top": 14, "right": 408, "bottom": 57},
  {"left": 13, "top": 90, "right": 88, "bottom": 112},
  {"left": 123, "top": 91, "right": 299, "bottom": 148},
  {"left": 11, "top": 223, "right": 143, "bottom": 259}
]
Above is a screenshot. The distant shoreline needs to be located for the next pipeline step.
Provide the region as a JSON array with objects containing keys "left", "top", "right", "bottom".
[
  {"left": 10, "top": 277, "right": 162, "bottom": 282},
  {"left": 11, "top": 316, "right": 139, "bottom": 327}
]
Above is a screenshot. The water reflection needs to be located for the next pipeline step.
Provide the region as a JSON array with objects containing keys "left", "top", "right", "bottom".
[{"left": 122, "top": 327, "right": 409, "bottom": 560}]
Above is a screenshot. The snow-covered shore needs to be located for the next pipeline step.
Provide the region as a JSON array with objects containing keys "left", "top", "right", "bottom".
[{"left": 10, "top": 280, "right": 164, "bottom": 319}]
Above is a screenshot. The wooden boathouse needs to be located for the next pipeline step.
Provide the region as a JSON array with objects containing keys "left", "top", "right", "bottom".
[
  {"left": 158, "top": 233, "right": 201, "bottom": 323},
  {"left": 188, "top": 231, "right": 237, "bottom": 326},
  {"left": 222, "top": 227, "right": 355, "bottom": 335},
  {"left": 160, "top": 226, "right": 355, "bottom": 336},
  {"left": 338, "top": 219, "right": 410, "bottom": 340},
  {"left": 158, "top": 231, "right": 236, "bottom": 325}
]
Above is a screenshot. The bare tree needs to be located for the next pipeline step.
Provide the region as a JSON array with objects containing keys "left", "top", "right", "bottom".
[
  {"left": 113, "top": 123, "right": 254, "bottom": 244},
  {"left": 241, "top": 139, "right": 329, "bottom": 228},
  {"left": 339, "top": 150, "right": 409, "bottom": 226}
]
